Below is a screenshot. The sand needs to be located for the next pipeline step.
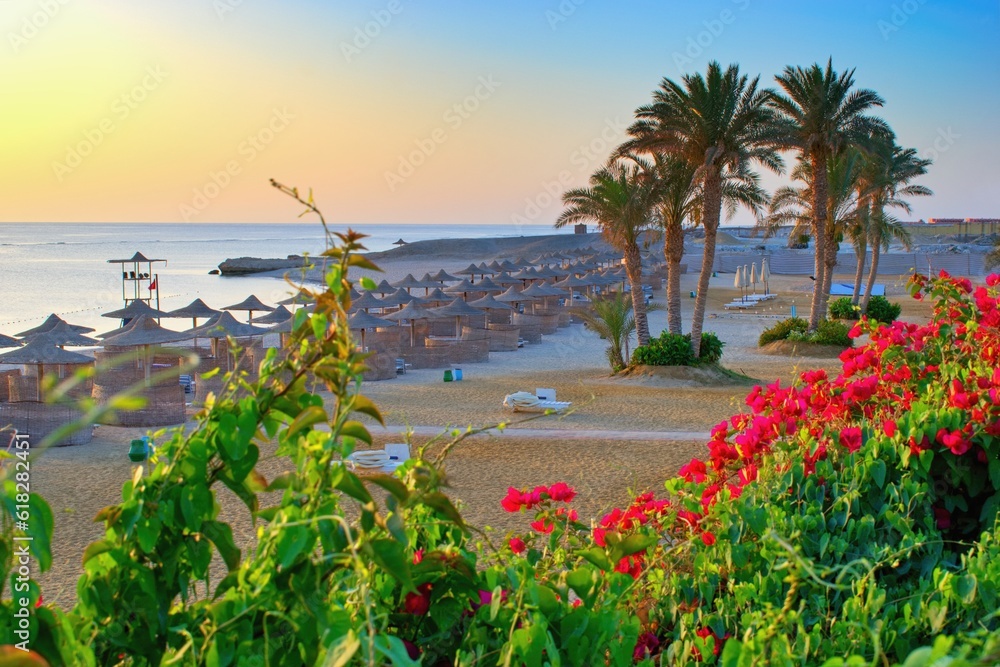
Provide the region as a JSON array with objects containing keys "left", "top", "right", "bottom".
[{"left": 19, "top": 256, "right": 934, "bottom": 606}]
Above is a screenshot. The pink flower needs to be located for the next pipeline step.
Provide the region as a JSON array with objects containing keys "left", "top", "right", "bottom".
[
  {"left": 934, "top": 507, "right": 952, "bottom": 530},
  {"left": 530, "top": 518, "right": 554, "bottom": 534},
  {"left": 412, "top": 549, "right": 424, "bottom": 565},
  {"left": 500, "top": 487, "right": 525, "bottom": 512},
  {"left": 987, "top": 273, "right": 1000, "bottom": 287},
  {"left": 678, "top": 457, "right": 708, "bottom": 483},
  {"left": 700, "top": 531, "right": 716, "bottom": 546},
  {"left": 403, "top": 583, "right": 432, "bottom": 615},
  {"left": 936, "top": 428, "right": 971, "bottom": 456},
  {"left": 547, "top": 482, "right": 577, "bottom": 502},
  {"left": 633, "top": 632, "right": 660, "bottom": 662},
  {"left": 839, "top": 427, "right": 863, "bottom": 453},
  {"left": 508, "top": 537, "right": 525, "bottom": 554},
  {"left": 883, "top": 420, "right": 898, "bottom": 438}
]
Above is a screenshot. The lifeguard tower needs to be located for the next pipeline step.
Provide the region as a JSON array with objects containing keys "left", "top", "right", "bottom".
[{"left": 107, "top": 251, "right": 166, "bottom": 311}]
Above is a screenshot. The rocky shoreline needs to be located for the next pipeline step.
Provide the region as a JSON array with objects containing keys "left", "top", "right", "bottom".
[{"left": 216, "top": 255, "right": 310, "bottom": 276}]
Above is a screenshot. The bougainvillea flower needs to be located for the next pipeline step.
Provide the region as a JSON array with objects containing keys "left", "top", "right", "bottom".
[
  {"left": 404, "top": 583, "right": 432, "bottom": 615},
  {"left": 839, "top": 427, "right": 863, "bottom": 453},
  {"left": 508, "top": 537, "right": 525, "bottom": 554}
]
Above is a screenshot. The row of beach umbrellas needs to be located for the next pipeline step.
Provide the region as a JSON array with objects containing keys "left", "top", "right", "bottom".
[{"left": 732, "top": 259, "right": 771, "bottom": 301}]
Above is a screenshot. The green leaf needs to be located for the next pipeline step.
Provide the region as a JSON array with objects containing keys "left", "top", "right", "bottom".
[
  {"left": 266, "top": 472, "right": 297, "bottom": 492},
  {"left": 335, "top": 470, "right": 372, "bottom": 504},
  {"left": 370, "top": 538, "right": 415, "bottom": 592},
  {"left": 366, "top": 474, "right": 409, "bottom": 502},
  {"left": 340, "top": 420, "right": 372, "bottom": 445},
  {"left": 351, "top": 394, "right": 385, "bottom": 425},
  {"left": 360, "top": 276, "right": 377, "bottom": 291},
  {"left": 82, "top": 539, "right": 115, "bottom": 565},
  {"left": 612, "top": 533, "right": 657, "bottom": 560},
  {"left": 287, "top": 405, "right": 328, "bottom": 439},
  {"left": 871, "top": 459, "right": 887, "bottom": 488},
  {"left": 421, "top": 492, "right": 467, "bottom": 532},
  {"left": 202, "top": 520, "right": 241, "bottom": 571},
  {"left": 578, "top": 547, "right": 613, "bottom": 571},
  {"left": 325, "top": 629, "right": 361, "bottom": 667},
  {"left": 373, "top": 635, "right": 420, "bottom": 667}
]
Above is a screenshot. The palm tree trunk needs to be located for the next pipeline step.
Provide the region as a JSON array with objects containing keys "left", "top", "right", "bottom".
[
  {"left": 851, "top": 239, "right": 867, "bottom": 305},
  {"left": 664, "top": 221, "right": 684, "bottom": 335},
  {"left": 809, "top": 151, "right": 829, "bottom": 331},
  {"left": 623, "top": 243, "right": 650, "bottom": 346},
  {"left": 820, "top": 226, "right": 838, "bottom": 316},
  {"left": 861, "top": 232, "right": 881, "bottom": 313},
  {"left": 690, "top": 170, "right": 722, "bottom": 358}
]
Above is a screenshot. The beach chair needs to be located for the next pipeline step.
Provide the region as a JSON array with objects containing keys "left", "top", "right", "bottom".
[{"left": 503, "top": 391, "right": 571, "bottom": 413}]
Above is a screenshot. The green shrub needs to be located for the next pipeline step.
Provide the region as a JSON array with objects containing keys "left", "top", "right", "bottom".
[
  {"left": 811, "top": 318, "right": 853, "bottom": 346},
  {"left": 758, "top": 317, "right": 808, "bottom": 346},
  {"left": 829, "top": 296, "right": 858, "bottom": 320},
  {"left": 866, "top": 295, "right": 902, "bottom": 324},
  {"left": 631, "top": 331, "right": 725, "bottom": 366}
]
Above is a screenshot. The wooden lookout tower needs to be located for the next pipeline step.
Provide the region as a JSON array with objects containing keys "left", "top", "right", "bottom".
[{"left": 107, "top": 251, "right": 166, "bottom": 311}]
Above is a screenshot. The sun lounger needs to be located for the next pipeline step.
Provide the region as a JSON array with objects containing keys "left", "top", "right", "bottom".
[
  {"left": 503, "top": 391, "right": 571, "bottom": 413},
  {"left": 723, "top": 301, "right": 757, "bottom": 310}
]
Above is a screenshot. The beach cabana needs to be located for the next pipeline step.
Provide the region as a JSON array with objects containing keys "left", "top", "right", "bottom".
[
  {"left": 222, "top": 295, "right": 274, "bottom": 323},
  {"left": 381, "top": 301, "right": 436, "bottom": 347},
  {"left": 468, "top": 294, "right": 518, "bottom": 350},
  {"left": 101, "top": 316, "right": 189, "bottom": 384},
  {"left": 430, "top": 298, "right": 484, "bottom": 337},
  {"left": 16, "top": 314, "right": 94, "bottom": 338},
  {"left": 347, "top": 310, "right": 393, "bottom": 350},
  {"left": 0, "top": 333, "right": 93, "bottom": 402},
  {"left": 22, "top": 321, "right": 98, "bottom": 348}
]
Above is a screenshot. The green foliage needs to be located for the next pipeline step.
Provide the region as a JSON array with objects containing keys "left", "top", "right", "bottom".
[
  {"left": 830, "top": 295, "right": 901, "bottom": 324},
  {"left": 759, "top": 316, "right": 852, "bottom": 348},
  {"left": 574, "top": 292, "right": 636, "bottom": 373},
  {"left": 631, "top": 331, "right": 725, "bottom": 366}
]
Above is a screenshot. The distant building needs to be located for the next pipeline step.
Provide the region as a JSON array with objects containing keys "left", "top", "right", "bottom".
[{"left": 574, "top": 223, "right": 587, "bottom": 234}]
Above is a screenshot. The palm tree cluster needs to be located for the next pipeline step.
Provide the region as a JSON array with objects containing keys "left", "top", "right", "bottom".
[{"left": 558, "top": 59, "right": 932, "bottom": 362}]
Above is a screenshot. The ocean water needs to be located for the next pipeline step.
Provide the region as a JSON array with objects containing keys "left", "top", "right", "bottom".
[{"left": 0, "top": 222, "right": 556, "bottom": 337}]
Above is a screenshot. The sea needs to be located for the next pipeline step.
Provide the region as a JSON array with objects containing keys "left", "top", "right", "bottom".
[{"left": 0, "top": 222, "right": 558, "bottom": 337}]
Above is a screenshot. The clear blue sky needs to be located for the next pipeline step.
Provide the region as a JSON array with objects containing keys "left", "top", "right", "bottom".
[{"left": 2, "top": 0, "right": 997, "bottom": 225}]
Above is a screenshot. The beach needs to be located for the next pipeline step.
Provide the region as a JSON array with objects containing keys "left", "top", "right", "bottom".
[{"left": 20, "top": 232, "right": 935, "bottom": 605}]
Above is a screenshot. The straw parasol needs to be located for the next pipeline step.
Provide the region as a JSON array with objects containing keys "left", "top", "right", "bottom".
[
  {"left": 455, "top": 263, "right": 481, "bottom": 276},
  {"left": 381, "top": 301, "right": 436, "bottom": 346},
  {"left": 380, "top": 288, "right": 415, "bottom": 309},
  {"left": 761, "top": 257, "right": 771, "bottom": 295},
  {"left": 350, "top": 291, "right": 385, "bottom": 312},
  {"left": 473, "top": 276, "right": 504, "bottom": 293},
  {"left": 392, "top": 238, "right": 408, "bottom": 246},
  {"left": 16, "top": 314, "right": 95, "bottom": 338},
  {"left": 101, "top": 315, "right": 189, "bottom": 384},
  {"left": 0, "top": 333, "right": 20, "bottom": 348},
  {"left": 222, "top": 295, "right": 274, "bottom": 323},
  {"left": 276, "top": 292, "right": 315, "bottom": 307},
  {"left": 468, "top": 293, "right": 513, "bottom": 312},
  {"left": 23, "top": 321, "right": 98, "bottom": 348},
  {"left": 391, "top": 274, "right": 424, "bottom": 293},
  {"left": 103, "top": 300, "right": 169, "bottom": 322},
  {"left": 0, "top": 333, "right": 94, "bottom": 399},
  {"left": 347, "top": 310, "right": 392, "bottom": 349},
  {"left": 742, "top": 265, "right": 750, "bottom": 301},
  {"left": 430, "top": 269, "right": 460, "bottom": 283},
  {"left": 423, "top": 287, "right": 451, "bottom": 304},
  {"left": 430, "top": 298, "right": 484, "bottom": 337},
  {"left": 495, "top": 285, "right": 536, "bottom": 308},
  {"left": 189, "top": 312, "right": 271, "bottom": 340},
  {"left": 252, "top": 305, "right": 293, "bottom": 325},
  {"left": 371, "top": 279, "right": 395, "bottom": 296},
  {"left": 163, "top": 298, "right": 221, "bottom": 351},
  {"left": 444, "top": 279, "right": 479, "bottom": 299},
  {"left": 492, "top": 272, "right": 521, "bottom": 286}
]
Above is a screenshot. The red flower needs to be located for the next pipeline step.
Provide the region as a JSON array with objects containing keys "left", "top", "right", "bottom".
[
  {"left": 678, "top": 457, "right": 708, "bottom": 483},
  {"left": 883, "top": 420, "right": 897, "bottom": 438},
  {"left": 35, "top": 595, "right": 43, "bottom": 609},
  {"left": 934, "top": 506, "right": 952, "bottom": 530},
  {"left": 633, "top": 631, "right": 660, "bottom": 662},
  {"left": 987, "top": 273, "right": 1000, "bottom": 287},
  {"left": 402, "top": 639, "right": 421, "bottom": 660},
  {"left": 547, "top": 482, "right": 577, "bottom": 502},
  {"left": 403, "top": 583, "right": 432, "bottom": 615},
  {"left": 936, "top": 428, "right": 971, "bottom": 456},
  {"left": 839, "top": 427, "right": 863, "bottom": 453},
  {"left": 412, "top": 549, "right": 424, "bottom": 565},
  {"left": 700, "top": 531, "right": 716, "bottom": 546},
  {"left": 530, "top": 518, "right": 554, "bottom": 534},
  {"left": 508, "top": 537, "right": 525, "bottom": 554},
  {"left": 500, "top": 487, "right": 525, "bottom": 512}
]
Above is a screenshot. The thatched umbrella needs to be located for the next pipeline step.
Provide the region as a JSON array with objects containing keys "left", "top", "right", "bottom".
[
  {"left": 222, "top": 295, "right": 274, "bottom": 323},
  {"left": 430, "top": 269, "right": 460, "bottom": 283},
  {"left": 372, "top": 279, "right": 395, "bottom": 296},
  {"left": 347, "top": 310, "right": 392, "bottom": 349},
  {"left": 0, "top": 333, "right": 20, "bottom": 348},
  {"left": 103, "top": 299, "right": 169, "bottom": 323},
  {"left": 468, "top": 293, "right": 513, "bottom": 312},
  {"left": 430, "top": 298, "right": 484, "bottom": 337},
  {"left": 392, "top": 274, "right": 424, "bottom": 294},
  {"left": 101, "top": 315, "right": 189, "bottom": 385},
  {"left": 424, "top": 288, "right": 451, "bottom": 305},
  {"left": 252, "top": 305, "right": 293, "bottom": 325},
  {"left": 188, "top": 312, "right": 271, "bottom": 363},
  {"left": 0, "top": 333, "right": 93, "bottom": 399},
  {"left": 392, "top": 238, "right": 408, "bottom": 246},
  {"left": 276, "top": 292, "right": 315, "bottom": 307},
  {"left": 455, "top": 264, "right": 481, "bottom": 277},
  {"left": 487, "top": 260, "right": 504, "bottom": 272},
  {"left": 495, "top": 285, "right": 537, "bottom": 309},
  {"left": 381, "top": 301, "right": 436, "bottom": 346},
  {"left": 350, "top": 291, "right": 385, "bottom": 312},
  {"left": 17, "top": 314, "right": 94, "bottom": 338},
  {"left": 380, "top": 288, "right": 415, "bottom": 309},
  {"left": 164, "top": 299, "right": 221, "bottom": 352},
  {"left": 492, "top": 272, "right": 521, "bottom": 286},
  {"left": 444, "top": 279, "right": 479, "bottom": 299},
  {"left": 553, "top": 274, "right": 594, "bottom": 301},
  {"left": 23, "top": 321, "right": 98, "bottom": 348},
  {"left": 473, "top": 276, "right": 504, "bottom": 293}
]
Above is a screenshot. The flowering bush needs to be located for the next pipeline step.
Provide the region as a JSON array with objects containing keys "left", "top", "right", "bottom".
[
  {"left": 759, "top": 317, "right": 853, "bottom": 348},
  {"left": 632, "top": 331, "right": 725, "bottom": 366}
]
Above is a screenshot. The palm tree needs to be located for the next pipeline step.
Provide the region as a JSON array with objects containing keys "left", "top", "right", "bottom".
[
  {"left": 556, "top": 161, "right": 657, "bottom": 346},
  {"left": 572, "top": 292, "right": 636, "bottom": 372},
  {"left": 771, "top": 59, "right": 891, "bottom": 330},
  {"left": 620, "top": 62, "right": 783, "bottom": 357},
  {"left": 859, "top": 143, "right": 930, "bottom": 312}
]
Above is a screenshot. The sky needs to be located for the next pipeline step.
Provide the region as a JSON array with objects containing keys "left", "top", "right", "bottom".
[{"left": 1, "top": 0, "right": 997, "bottom": 228}]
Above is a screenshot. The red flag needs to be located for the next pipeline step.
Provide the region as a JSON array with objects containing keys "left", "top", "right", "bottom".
[{"left": 149, "top": 278, "right": 157, "bottom": 290}]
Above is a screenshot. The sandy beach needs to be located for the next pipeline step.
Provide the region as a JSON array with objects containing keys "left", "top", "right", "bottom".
[{"left": 20, "top": 232, "right": 936, "bottom": 606}]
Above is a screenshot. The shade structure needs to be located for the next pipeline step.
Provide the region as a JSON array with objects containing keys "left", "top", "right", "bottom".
[
  {"left": 418, "top": 273, "right": 443, "bottom": 290},
  {"left": 734, "top": 266, "right": 745, "bottom": 302},
  {"left": 372, "top": 279, "right": 395, "bottom": 295},
  {"left": 165, "top": 298, "right": 220, "bottom": 321},
  {"left": 102, "top": 299, "right": 169, "bottom": 321},
  {"left": 492, "top": 272, "right": 521, "bottom": 286},
  {"left": 509, "top": 268, "right": 539, "bottom": 282},
  {"left": 455, "top": 263, "right": 481, "bottom": 276},
  {"left": 495, "top": 285, "right": 536, "bottom": 304},
  {"left": 749, "top": 262, "right": 758, "bottom": 294},
  {"left": 536, "top": 265, "right": 564, "bottom": 279},
  {"left": 276, "top": 292, "right": 315, "bottom": 307},
  {"left": 107, "top": 251, "right": 165, "bottom": 264},
  {"left": 380, "top": 301, "right": 436, "bottom": 346},
  {"left": 16, "top": 314, "right": 95, "bottom": 338},
  {"left": 0, "top": 333, "right": 20, "bottom": 348},
  {"left": 222, "top": 295, "right": 275, "bottom": 323},
  {"left": 350, "top": 291, "right": 385, "bottom": 311},
  {"left": 430, "top": 269, "right": 460, "bottom": 283},
  {"left": 743, "top": 265, "right": 750, "bottom": 301},
  {"left": 520, "top": 283, "right": 561, "bottom": 299},
  {"left": 348, "top": 310, "right": 393, "bottom": 349},
  {"left": 468, "top": 294, "right": 513, "bottom": 311},
  {"left": 760, "top": 257, "right": 771, "bottom": 294},
  {"left": 392, "top": 238, "right": 408, "bottom": 246},
  {"left": 430, "top": 298, "right": 484, "bottom": 319},
  {"left": 476, "top": 262, "right": 495, "bottom": 275},
  {"left": 23, "top": 321, "right": 98, "bottom": 347},
  {"left": 391, "top": 273, "right": 424, "bottom": 292},
  {"left": 473, "top": 276, "right": 504, "bottom": 293},
  {"left": 554, "top": 275, "right": 594, "bottom": 289},
  {"left": 423, "top": 288, "right": 451, "bottom": 304},
  {"left": 0, "top": 332, "right": 94, "bottom": 402},
  {"left": 102, "top": 315, "right": 188, "bottom": 348},
  {"left": 188, "top": 312, "right": 271, "bottom": 340},
  {"left": 252, "top": 305, "right": 293, "bottom": 325},
  {"left": 487, "top": 260, "right": 504, "bottom": 272},
  {"left": 499, "top": 259, "right": 518, "bottom": 271},
  {"left": 444, "top": 279, "right": 479, "bottom": 298},
  {"left": 379, "top": 288, "right": 415, "bottom": 309}
]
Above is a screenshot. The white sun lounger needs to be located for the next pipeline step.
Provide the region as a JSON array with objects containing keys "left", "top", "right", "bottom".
[{"left": 503, "top": 391, "right": 572, "bottom": 413}]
